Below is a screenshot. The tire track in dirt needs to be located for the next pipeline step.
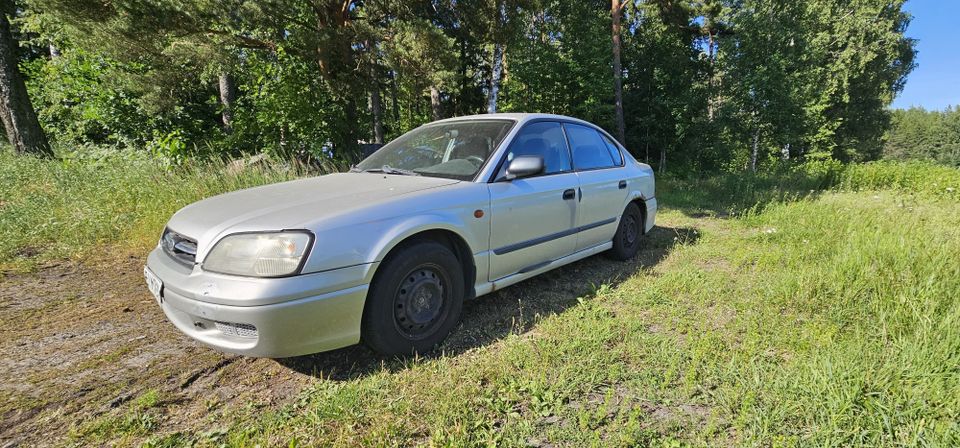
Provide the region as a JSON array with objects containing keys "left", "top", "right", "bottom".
[{"left": 0, "top": 256, "right": 314, "bottom": 446}]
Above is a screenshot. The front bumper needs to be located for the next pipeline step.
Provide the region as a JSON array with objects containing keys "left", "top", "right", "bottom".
[{"left": 146, "top": 248, "right": 375, "bottom": 358}]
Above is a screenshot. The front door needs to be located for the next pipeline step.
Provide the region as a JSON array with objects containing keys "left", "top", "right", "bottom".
[{"left": 487, "top": 121, "right": 578, "bottom": 280}]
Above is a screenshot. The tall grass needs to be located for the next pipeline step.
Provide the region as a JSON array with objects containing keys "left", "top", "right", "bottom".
[
  {"left": 725, "top": 193, "right": 960, "bottom": 444},
  {"left": 658, "top": 159, "right": 960, "bottom": 216},
  {"left": 837, "top": 160, "right": 960, "bottom": 198},
  {"left": 2, "top": 153, "right": 957, "bottom": 271},
  {"left": 0, "top": 151, "right": 312, "bottom": 270}
]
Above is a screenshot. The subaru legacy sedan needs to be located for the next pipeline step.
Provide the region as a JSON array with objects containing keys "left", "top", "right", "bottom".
[{"left": 144, "top": 113, "right": 657, "bottom": 357}]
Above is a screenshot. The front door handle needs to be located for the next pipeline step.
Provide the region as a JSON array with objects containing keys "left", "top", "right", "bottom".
[
  {"left": 618, "top": 180, "right": 627, "bottom": 190},
  {"left": 562, "top": 188, "right": 576, "bottom": 200}
]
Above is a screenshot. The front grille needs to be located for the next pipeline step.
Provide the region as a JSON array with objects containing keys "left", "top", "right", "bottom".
[
  {"left": 214, "top": 321, "right": 258, "bottom": 338},
  {"left": 161, "top": 228, "right": 197, "bottom": 266}
]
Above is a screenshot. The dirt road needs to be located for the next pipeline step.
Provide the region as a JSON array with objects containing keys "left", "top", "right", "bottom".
[{"left": 1, "top": 256, "right": 299, "bottom": 445}]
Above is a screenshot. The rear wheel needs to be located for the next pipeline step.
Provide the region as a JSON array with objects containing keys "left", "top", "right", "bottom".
[
  {"left": 606, "top": 202, "right": 644, "bottom": 260},
  {"left": 362, "top": 240, "right": 464, "bottom": 355}
]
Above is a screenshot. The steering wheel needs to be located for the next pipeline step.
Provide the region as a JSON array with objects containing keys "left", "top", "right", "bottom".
[
  {"left": 411, "top": 145, "right": 440, "bottom": 159},
  {"left": 466, "top": 155, "right": 485, "bottom": 166}
]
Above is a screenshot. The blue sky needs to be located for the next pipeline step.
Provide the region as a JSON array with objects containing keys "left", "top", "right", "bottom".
[{"left": 891, "top": 0, "right": 960, "bottom": 110}]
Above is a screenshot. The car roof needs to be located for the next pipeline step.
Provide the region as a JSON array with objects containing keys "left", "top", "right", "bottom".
[{"left": 431, "top": 113, "right": 596, "bottom": 127}]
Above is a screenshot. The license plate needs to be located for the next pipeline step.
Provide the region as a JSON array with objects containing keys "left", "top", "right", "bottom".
[{"left": 144, "top": 266, "right": 163, "bottom": 304}]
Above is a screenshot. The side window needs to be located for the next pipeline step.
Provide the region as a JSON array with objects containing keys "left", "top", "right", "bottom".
[
  {"left": 498, "top": 121, "right": 572, "bottom": 179},
  {"left": 599, "top": 133, "right": 624, "bottom": 166},
  {"left": 565, "top": 124, "right": 616, "bottom": 170}
]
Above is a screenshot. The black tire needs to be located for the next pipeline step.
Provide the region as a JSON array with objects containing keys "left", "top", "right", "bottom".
[
  {"left": 606, "top": 202, "right": 644, "bottom": 261},
  {"left": 362, "top": 240, "right": 465, "bottom": 355}
]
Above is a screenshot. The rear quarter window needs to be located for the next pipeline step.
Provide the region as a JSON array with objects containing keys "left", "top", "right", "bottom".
[{"left": 599, "top": 132, "right": 624, "bottom": 166}]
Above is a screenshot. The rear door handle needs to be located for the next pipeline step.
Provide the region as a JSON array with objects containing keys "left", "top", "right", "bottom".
[
  {"left": 618, "top": 180, "right": 627, "bottom": 190},
  {"left": 562, "top": 189, "right": 576, "bottom": 200}
]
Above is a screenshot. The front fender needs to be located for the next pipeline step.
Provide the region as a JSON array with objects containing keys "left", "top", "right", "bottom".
[
  {"left": 368, "top": 214, "right": 478, "bottom": 264},
  {"left": 301, "top": 207, "right": 489, "bottom": 276}
]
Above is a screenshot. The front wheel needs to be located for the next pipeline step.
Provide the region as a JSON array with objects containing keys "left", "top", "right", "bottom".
[
  {"left": 606, "top": 202, "right": 644, "bottom": 261},
  {"left": 362, "top": 240, "right": 464, "bottom": 355}
]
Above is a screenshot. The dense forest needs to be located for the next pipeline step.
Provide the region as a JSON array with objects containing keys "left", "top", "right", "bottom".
[
  {"left": 884, "top": 107, "right": 960, "bottom": 167},
  {"left": 1, "top": 0, "right": 918, "bottom": 173}
]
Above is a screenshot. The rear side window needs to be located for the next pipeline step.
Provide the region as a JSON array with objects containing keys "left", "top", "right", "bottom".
[
  {"left": 498, "top": 121, "right": 572, "bottom": 178},
  {"left": 599, "top": 133, "right": 624, "bottom": 166},
  {"left": 565, "top": 123, "right": 616, "bottom": 170}
]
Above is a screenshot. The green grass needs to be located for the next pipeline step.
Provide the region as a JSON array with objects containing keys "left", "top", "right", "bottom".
[
  {"left": 4, "top": 153, "right": 960, "bottom": 445},
  {"left": 72, "top": 390, "right": 165, "bottom": 443},
  {"left": 207, "top": 190, "right": 955, "bottom": 446},
  {"left": 658, "top": 159, "right": 960, "bottom": 216},
  {"left": 0, "top": 151, "right": 305, "bottom": 271}
]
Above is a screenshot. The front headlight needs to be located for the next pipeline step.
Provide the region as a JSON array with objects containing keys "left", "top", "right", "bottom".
[{"left": 202, "top": 231, "right": 313, "bottom": 277}]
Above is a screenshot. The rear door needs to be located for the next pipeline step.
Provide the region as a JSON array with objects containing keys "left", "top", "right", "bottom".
[
  {"left": 564, "top": 123, "right": 629, "bottom": 251},
  {"left": 487, "top": 121, "right": 579, "bottom": 280}
]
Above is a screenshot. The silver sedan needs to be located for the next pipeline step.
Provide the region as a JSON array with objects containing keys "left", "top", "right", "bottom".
[{"left": 144, "top": 113, "right": 657, "bottom": 357}]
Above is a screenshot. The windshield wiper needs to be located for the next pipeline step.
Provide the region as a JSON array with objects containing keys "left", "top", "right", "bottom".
[{"left": 353, "top": 165, "right": 420, "bottom": 176}]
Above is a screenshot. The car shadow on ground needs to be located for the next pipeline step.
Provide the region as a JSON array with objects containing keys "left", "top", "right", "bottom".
[{"left": 276, "top": 225, "right": 699, "bottom": 381}]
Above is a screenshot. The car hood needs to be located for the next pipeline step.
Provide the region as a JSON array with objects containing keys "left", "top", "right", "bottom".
[{"left": 167, "top": 173, "right": 460, "bottom": 248}]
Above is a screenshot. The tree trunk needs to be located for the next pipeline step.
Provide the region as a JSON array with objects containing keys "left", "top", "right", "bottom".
[
  {"left": 750, "top": 130, "right": 760, "bottom": 172},
  {"left": 313, "top": 1, "right": 361, "bottom": 159},
  {"left": 487, "top": 42, "right": 504, "bottom": 114},
  {"left": 644, "top": 126, "right": 650, "bottom": 163},
  {"left": 366, "top": 40, "right": 385, "bottom": 145},
  {"left": 370, "top": 76, "right": 384, "bottom": 144},
  {"left": 430, "top": 86, "right": 442, "bottom": 121},
  {"left": 0, "top": 8, "right": 51, "bottom": 156},
  {"left": 279, "top": 124, "right": 289, "bottom": 156},
  {"left": 49, "top": 43, "right": 60, "bottom": 59},
  {"left": 390, "top": 70, "right": 399, "bottom": 123},
  {"left": 457, "top": 37, "right": 467, "bottom": 116},
  {"left": 659, "top": 146, "right": 666, "bottom": 174},
  {"left": 342, "top": 99, "right": 361, "bottom": 160},
  {"left": 781, "top": 143, "right": 790, "bottom": 160},
  {"left": 610, "top": 0, "right": 626, "bottom": 144},
  {"left": 218, "top": 71, "right": 237, "bottom": 134},
  {"left": 706, "top": 32, "right": 714, "bottom": 121}
]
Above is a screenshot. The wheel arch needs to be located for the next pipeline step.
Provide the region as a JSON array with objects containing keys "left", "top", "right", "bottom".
[
  {"left": 625, "top": 194, "right": 649, "bottom": 235},
  {"left": 370, "top": 227, "right": 478, "bottom": 301}
]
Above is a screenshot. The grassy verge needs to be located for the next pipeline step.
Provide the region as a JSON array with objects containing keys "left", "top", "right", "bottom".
[
  {"left": 659, "top": 159, "right": 960, "bottom": 216},
  {"left": 0, "top": 152, "right": 305, "bottom": 271},
  {"left": 2, "top": 153, "right": 957, "bottom": 273}
]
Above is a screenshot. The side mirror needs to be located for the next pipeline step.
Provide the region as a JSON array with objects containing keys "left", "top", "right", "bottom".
[{"left": 505, "top": 156, "right": 544, "bottom": 180}]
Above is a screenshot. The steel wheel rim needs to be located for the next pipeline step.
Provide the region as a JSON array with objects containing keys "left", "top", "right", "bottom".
[
  {"left": 393, "top": 263, "right": 449, "bottom": 339},
  {"left": 622, "top": 214, "right": 639, "bottom": 249}
]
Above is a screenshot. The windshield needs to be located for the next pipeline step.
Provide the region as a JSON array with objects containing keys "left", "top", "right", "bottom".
[{"left": 354, "top": 120, "right": 514, "bottom": 180}]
